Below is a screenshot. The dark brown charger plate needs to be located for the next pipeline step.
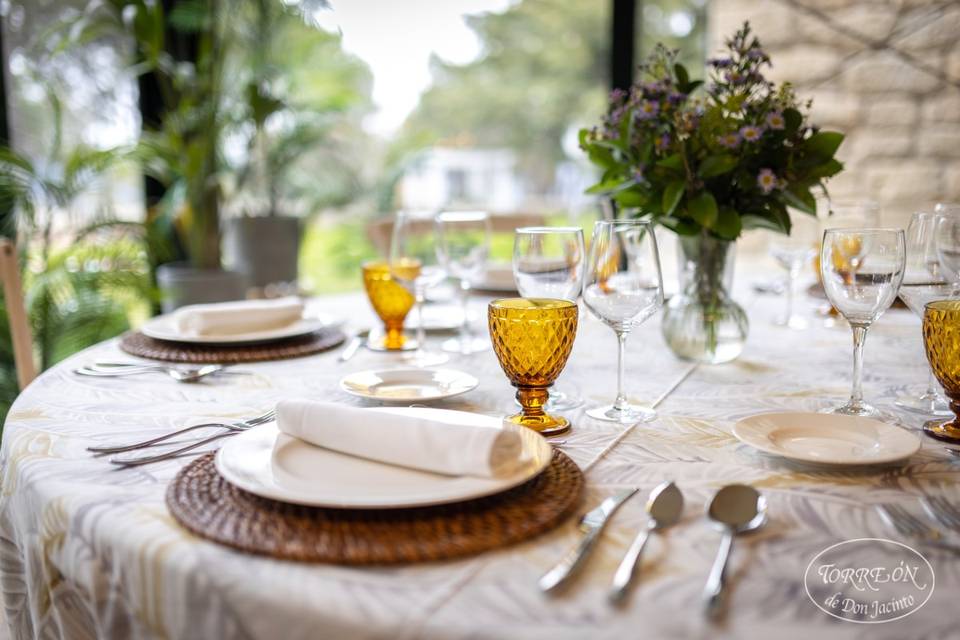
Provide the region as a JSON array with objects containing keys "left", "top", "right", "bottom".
[
  {"left": 120, "top": 327, "right": 346, "bottom": 364},
  {"left": 166, "top": 450, "right": 584, "bottom": 564}
]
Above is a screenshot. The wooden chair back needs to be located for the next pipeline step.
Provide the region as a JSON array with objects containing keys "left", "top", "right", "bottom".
[{"left": 0, "top": 239, "right": 36, "bottom": 389}]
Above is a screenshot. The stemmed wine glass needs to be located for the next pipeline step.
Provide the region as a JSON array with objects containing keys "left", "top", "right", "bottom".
[
  {"left": 896, "top": 211, "right": 955, "bottom": 416},
  {"left": 820, "top": 228, "right": 905, "bottom": 419},
  {"left": 389, "top": 210, "right": 449, "bottom": 367},
  {"left": 513, "top": 226, "right": 585, "bottom": 411},
  {"left": 936, "top": 211, "right": 960, "bottom": 284},
  {"left": 768, "top": 214, "right": 818, "bottom": 329},
  {"left": 582, "top": 220, "right": 664, "bottom": 423},
  {"left": 436, "top": 211, "right": 492, "bottom": 355}
]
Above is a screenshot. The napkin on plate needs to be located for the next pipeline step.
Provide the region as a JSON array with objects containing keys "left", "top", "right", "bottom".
[
  {"left": 172, "top": 297, "right": 304, "bottom": 336},
  {"left": 276, "top": 400, "right": 525, "bottom": 478}
]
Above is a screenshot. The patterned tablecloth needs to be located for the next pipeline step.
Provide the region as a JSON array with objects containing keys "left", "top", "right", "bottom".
[{"left": 1, "top": 274, "right": 958, "bottom": 640}]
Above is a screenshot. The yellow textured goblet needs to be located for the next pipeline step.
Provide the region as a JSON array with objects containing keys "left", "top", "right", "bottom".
[
  {"left": 923, "top": 299, "right": 960, "bottom": 443},
  {"left": 362, "top": 261, "right": 416, "bottom": 350},
  {"left": 488, "top": 298, "right": 578, "bottom": 436}
]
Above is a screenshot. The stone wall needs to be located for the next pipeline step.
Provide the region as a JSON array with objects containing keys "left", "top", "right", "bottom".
[{"left": 709, "top": 0, "right": 960, "bottom": 226}]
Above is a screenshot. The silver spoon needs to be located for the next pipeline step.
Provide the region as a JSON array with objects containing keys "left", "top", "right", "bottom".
[
  {"left": 609, "top": 481, "right": 684, "bottom": 603},
  {"left": 75, "top": 364, "right": 225, "bottom": 383},
  {"left": 703, "top": 484, "right": 767, "bottom": 620}
]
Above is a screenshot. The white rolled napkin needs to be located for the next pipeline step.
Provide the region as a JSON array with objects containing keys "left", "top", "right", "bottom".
[
  {"left": 172, "top": 297, "right": 304, "bottom": 336},
  {"left": 276, "top": 400, "right": 525, "bottom": 478}
]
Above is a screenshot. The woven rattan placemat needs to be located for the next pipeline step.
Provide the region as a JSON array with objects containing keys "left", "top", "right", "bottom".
[
  {"left": 166, "top": 451, "right": 584, "bottom": 564},
  {"left": 120, "top": 329, "right": 345, "bottom": 364}
]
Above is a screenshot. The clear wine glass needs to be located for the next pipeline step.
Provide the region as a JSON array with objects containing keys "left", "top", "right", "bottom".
[
  {"left": 897, "top": 211, "right": 956, "bottom": 416},
  {"left": 582, "top": 220, "right": 664, "bottom": 423},
  {"left": 820, "top": 228, "right": 905, "bottom": 419},
  {"left": 436, "top": 211, "right": 492, "bottom": 355},
  {"left": 936, "top": 211, "right": 960, "bottom": 284},
  {"left": 513, "top": 226, "right": 586, "bottom": 411},
  {"left": 768, "top": 214, "right": 818, "bottom": 329},
  {"left": 389, "top": 210, "right": 450, "bottom": 367}
]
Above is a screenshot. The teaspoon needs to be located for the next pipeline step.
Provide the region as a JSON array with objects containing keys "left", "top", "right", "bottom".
[
  {"left": 703, "top": 484, "right": 767, "bottom": 620},
  {"left": 609, "top": 481, "right": 684, "bottom": 603}
]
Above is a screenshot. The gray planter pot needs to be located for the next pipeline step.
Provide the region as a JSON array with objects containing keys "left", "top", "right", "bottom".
[
  {"left": 156, "top": 263, "right": 247, "bottom": 313},
  {"left": 224, "top": 216, "right": 301, "bottom": 290}
]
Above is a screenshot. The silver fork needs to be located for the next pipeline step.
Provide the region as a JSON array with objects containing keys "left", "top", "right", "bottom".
[
  {"left": 876, "top": 503, "right": 960, "bottom": 555},
  {"left": 88, "top": 410, "right": 275, "bottom": 455},
  {"left": 923, "top": 496, "right": 960, "bottom": 533}
]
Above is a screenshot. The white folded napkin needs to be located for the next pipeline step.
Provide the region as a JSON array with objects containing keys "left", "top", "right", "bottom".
[
  {"left": 276, "top": 400, "right": 525, "bottom": 478},
  {"left": 172, "top": 297, "right": 304, "bottom": 336}
]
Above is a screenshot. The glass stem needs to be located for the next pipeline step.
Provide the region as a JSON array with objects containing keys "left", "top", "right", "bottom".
[
  {"left": 614, "top": 330, "right": 629, "bottom": 411},
  {"left": 459, "top": 279, "right": 471, "bottom": 349},
  {"left": 922, "top": 367, "right": 941, "bottom": 400},
  {"left": 785, "top": 267, "right": 796, "bottom": 322},
  {"left": 849, "top": 323, "right": 868, "bottom": 409},
  {"left": 415, "top": 291, "right": 426, "bottom": 356}
]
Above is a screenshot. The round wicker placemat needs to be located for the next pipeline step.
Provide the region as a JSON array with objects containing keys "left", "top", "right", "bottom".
[
  {"left": 166, "top": 451, "right": 584, "bottom": 564},
  {"left": 119, "top": 329, "right": 345, "bottom": 364}
]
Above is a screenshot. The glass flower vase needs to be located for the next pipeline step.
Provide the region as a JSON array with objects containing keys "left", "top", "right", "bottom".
[{"left": 661, "top": 234, "right": 748, "bottom": 364}]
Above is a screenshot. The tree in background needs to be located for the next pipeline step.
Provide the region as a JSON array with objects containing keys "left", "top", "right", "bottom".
[{"left": 395, "top": 0, "right": 705, "bottom": 200}]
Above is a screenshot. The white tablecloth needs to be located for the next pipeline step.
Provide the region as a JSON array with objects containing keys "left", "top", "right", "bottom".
[{"left": 1, "top": 277, "right": 958, "bottom": 639}]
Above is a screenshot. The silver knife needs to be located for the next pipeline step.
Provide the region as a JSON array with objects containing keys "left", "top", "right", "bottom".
[
  {"left": 337, "top": 329, "right": 369, "bottom": 363},
  {"left": 539, "top": 488, "right": 638, "bottom": 593}
]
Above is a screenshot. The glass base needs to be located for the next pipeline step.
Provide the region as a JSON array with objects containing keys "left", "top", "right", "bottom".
[
  {"left": 441, "top": 336, "right": 489, "bottom": 355},
  {"left": 366, "top": 334, "right": 418, "bottom": 352},
  {"left": 587, "top": 403, "right": 657, "bottom": 424},
  {"left": 894, "top": 391, "right": 952, "bottom": 417},
  {"left": 505, "top": 411, "right": 570, "bottom": 436},
  {"left": 923, "top": 419, "right": 960, "bottom": 444},
  {"left": 820, "top": 403, "right": 900, "bottom": 424},
  {"left": 773, "top": 315, "right": 809, "bottom": 330},
  {"left": 402, "top": 350, "right": 449, "bottom": 367}
]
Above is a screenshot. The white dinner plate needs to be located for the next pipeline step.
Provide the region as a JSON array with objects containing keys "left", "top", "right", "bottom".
[
  {"left": 340, "top": 368, "right": 479, "bottom": 402},
  {"left": 141, "top": 312, "right": 339, "bottom": 345},
  {"left": 214, "top": 407, "right": 553, "bottom": 508},
  {"left": 403, "top": 304, "right": 463, "bottom": 331},
  {"left": 474, "top": 263, "right": 518, "bottom": 293},
  {"left": 733, "top": 412, "right": 921, "bottom": 465}
]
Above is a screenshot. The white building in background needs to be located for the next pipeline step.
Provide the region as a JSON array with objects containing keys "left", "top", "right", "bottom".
[{"left": 398, "top": 147, "right": 525, "bottom": 212}]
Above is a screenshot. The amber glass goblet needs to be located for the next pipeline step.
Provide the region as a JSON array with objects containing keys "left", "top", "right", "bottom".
[
  {"left": 362, "top": 261, "right": 417, "bottom": 351},
  {"left": 488, "top": 298, "right": 578, "bottom": 436},
  {"left": 923, "top": 299, "right": 960, "bottom": 443}
]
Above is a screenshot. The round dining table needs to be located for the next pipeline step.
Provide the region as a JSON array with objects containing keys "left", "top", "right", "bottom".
[{"left": 1, "top": 270, "right": 958, "bottom": 640}]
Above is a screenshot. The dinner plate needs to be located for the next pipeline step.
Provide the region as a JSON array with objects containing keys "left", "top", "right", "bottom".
[
  {"left": 141, "top": 312, "right": 339, "bottom": 345},
  {"left": 403, "top": 304, "right": 464, "bottom": 331},
  {"left": 474, "top": 263, "right": 518, "bottom": 293},
  {"left": 732, "top": 412, "right": 921, "bottom": 465},
  {"left": 214, "top": 407, "right": 553, "bottom": 509},
  {"left": 340, "top": 368, "right": 479, "bottom": 402}
]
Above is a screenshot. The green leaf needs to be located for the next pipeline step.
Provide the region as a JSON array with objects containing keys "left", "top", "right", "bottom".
[
  {"left": 688, "top": 191, "right": 718, "bottom": 228},
  {"left": 699, "top": 154, "right": 738, "bottom": 178},
  {"left": 714, "top": 207, "right": 742, "bottom": 240},
  {"left": 741, "top": 213, "right": 789, "bottom": 234},
  {"left": 585, "top": 177, "right": 630, "bottom": 195},
  {"left": 659, "top": 216, "right": 701, "bottom": 236},
  {"left": 674, "top": 63, "right": 690, "bottom": 88},
  {"left": 783, "top": 108, "right": 802, "bottom": 134},
  {"left": 613, "top": 188, "right": 648, "bottom": 208},
  {"left": 804, "top": 131, "right": 844, "bottom": 159},
  {"left": 662, "top": 181, "right": 685, "bottom": 216},
  {"left": 783, "top": 183, "right": 817, "bottom": 214},
  {"left": 806, "top": 158, "right": 844, "bottom": 180},
  {"left": 656, "top": 153, "right": 684, "bottom": 171}
]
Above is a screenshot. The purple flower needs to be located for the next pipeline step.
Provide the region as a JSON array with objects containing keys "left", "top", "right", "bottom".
[
  {"left": 655, "top": 134, "right": 671, "bottom": 151},
  {"left": 709, "top": 57, "right": 734, "bottom": 68},
  {"left": 632, "top": 164, "right": 646, "bottom": 182},
  {"left": 725, "top": 71, "right": 746, "bottom": 85},
  {"left": 667, "top": 92, "right": 686, "bottom": 105},
  {"left": 739, "top": 125, "right": 763, "bottom": 142},
  {"left": 717, "top": 132, "right": 741, "bottom": 149},
  {"left": 609, "top": 88, "right": 627, "bottom": 103},
  {"left": 746, "top": 47, "right": 767, "bottom": 61},
  {"left": 636, "top": 100, "right": 660, "bottom": 120},
  {"left": 765, "top": 111, "right": 785, "bottom": 130},
  {"left": 757, "top": 168, "right": 778, "bottom": 194}
]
